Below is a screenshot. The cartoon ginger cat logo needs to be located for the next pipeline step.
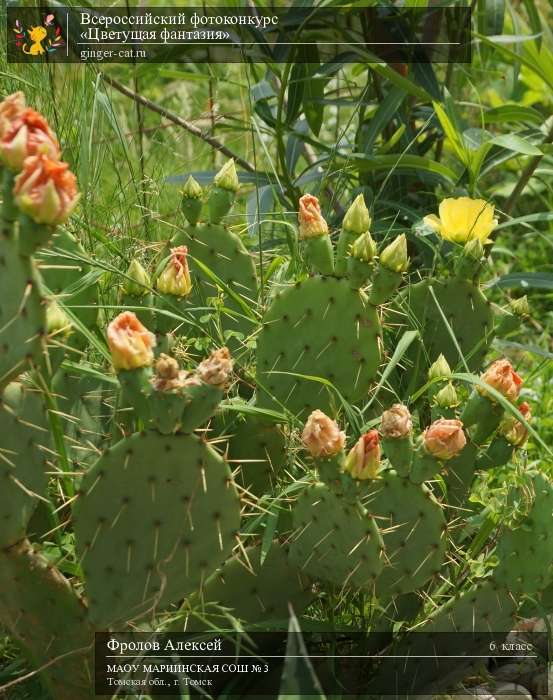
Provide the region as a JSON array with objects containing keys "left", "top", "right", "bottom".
[
  {"left": 13, "top": 14, "right": 65, "bottom": 56},
  {"left": 23, "top": 25, "right": 48, "bottom": 55}
]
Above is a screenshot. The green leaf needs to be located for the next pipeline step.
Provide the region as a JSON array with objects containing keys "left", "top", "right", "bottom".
[
  {"left": 348, "top": 153, "right": 460, "bottom": 186},
  {"left": 478, "top": 0, "right": 505, "bottom": 35},
  {"left": 495, "top": 211, "right": 553, "bottom": 229},
  {"left": 484, "top": 105, "right": 544, "bottom": 125},
  {"left": 287, "top": 62, "right": 307, "bottom": 125},
  {"left": 363, "top": 330, "right": 419, "bottom": 416},
  {"left": 489, "top": 134, "right": 542, "bottom": 156},
  {"left": 490, "top": 272, "right": 553, "bottom": 290},
  {"left": 360, "top": 87, "right": 406, "bottom": 154}
]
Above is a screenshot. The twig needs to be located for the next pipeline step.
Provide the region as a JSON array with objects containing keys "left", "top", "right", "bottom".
[
  {"left": 100, "top": 73, "right": 256, "bottom": 173},
  {"left": 504, "top": 121, "right": 553, "bottom": 215}
]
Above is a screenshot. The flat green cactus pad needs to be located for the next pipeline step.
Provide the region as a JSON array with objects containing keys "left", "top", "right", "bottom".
[
  {"left": 364, "top": 471, "right": 447, "bottom": 596},
  {"left": 212, "top": 412, "right": 287, "bottom": 495},
  {"left": 185, "top": 541, "right": 313, "bottom": 627},
  {"left": 176, "top": 224, "right": 258, "bottom": 356},
  {"left": 0, "top": 540, "right": 95, "bottom": 700},
  {"left": 289, "top": 482, "right": 384, "bottom": 589},
  {"left": 38, "top": 229, "right": 99, "bottom": 331},
  {"left": 73, "top": 431, "right": 241, "bottom": 627},
  {"left": 392, "top": 277, "right": 494, "bottom": 392},
  {"left": 494, "top": 474, "right": 553, "bottom": 595},
  {"left": 0, "top": 236, "right": 45, "bottom": 389},
  {"left": 0, "top": 382, "right": 48, "bottom": 548},
  {"left": 256, "top": 277, "right": 382, "bottom": 417}
]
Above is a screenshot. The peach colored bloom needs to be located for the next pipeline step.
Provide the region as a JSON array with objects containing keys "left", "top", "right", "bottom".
[
  {"left": 13, "top": 155, "right": 79, "bottom": 225},
  {"left": 423, "top": 418, "right": 466, "bottom": 461},
  {"left": 0, "top": 107, "right": 60, "bottom": 171},
  {"left": 380, "top": 404, "right": 412, "bottom": 439},
  {"left": 197, "top": 347, "right": 233, "bottom": 388},
  {"left": 298, "top": 194, "right": 329, "bottom": 239},
  {"left": 107, "top": 311, "right": 156, "bottom": 371},
  {"left": 156, "top": 245, "right": 192, "bottom": 297},
  {"left": 478, "top": 359, "right": 523, "bottom": 403},
  {"left": 501, "top": 402, "right": 531, "bottom": 447},
  {"left": 302, "top": 409, "right": 346, "bottom": 458},
  {"left": 0, "top": 92, "right": 26, "bottom": 127},
  {"left": 343, "top": 430, "right": 381, "bottom": 480}
]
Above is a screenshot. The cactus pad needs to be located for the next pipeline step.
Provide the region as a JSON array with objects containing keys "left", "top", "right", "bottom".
[
  {"left": 257, "top": 277, "right": 382, "bottom": 416},
  {"left": 0, "top": 382, "right": 48, "bottom": 548},
  {"left": 494, "top": 474, "right": 553, "bottom": 595},
  {"left": 176, "top": 224, "right": 258, "bottom": 355},
  {"left": 186, "top": 541, "right": 313, "bottom": 626},
  {"left": 289, "top": 482, "right": 384, "bottom": 588},
  {"left": 0, "top": 236, "right": 45, "bottom": 388},
  {"left": 0, "top": 540, "right": 95, "bottom": 700},
  {"left": 393, "top": 278, "right": 494, "bottom": 390},
  {"left": 364, "top": 471, "right": 447, "bottom": 596},
  {"left": 213, "top": 412, "right": 287, "bottom": 495},
  {"left": 73, "top": 431, "right": 241, "bottom": 626}
]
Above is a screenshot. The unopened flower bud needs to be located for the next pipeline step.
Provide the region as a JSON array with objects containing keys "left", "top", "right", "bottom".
[
  {"left": 46, "top": 300, "right": 72, "bottom": 338},
  {"left": 351, "top": 231, "right": 377, "bottom": 262},
  {"left": 434, "top": 382, "right": 459, "bottom": 408},
  {"left": 463, "top": 238, "right": 484, "bottom": 261},
  {"left": 423, "top": 418, "right": 466, "bottom": 461},
  {"left": 477, "top": 359, "right": 523, "bottom": 403},
  {"left": 380, "top": 404, "right": 412, "bottom": 439},
  {"left": 343, "top": 194, "right": 370, "bottom": 235},
  {"left": 156, "top": 246, "right": 192, "bottom": 297},
  {"left": 14, "top": 155, "right": 79, "bottom": 226},
  {"left": 214, "top": 159, "right": 239, "bottom": 192},
  {"left": 107, "top": 311, "right": 156, "bottom": 371},
  {"left": 197, "top": 347, "right": 233, "bottom": 388},
  {"left": 500, "top": 402, "right": 531, "bottom": 446},
  {"left": 379, "top": 234, "right": 409, "bottom": 273},
  {"left": 301, "top": 409, "right": 345, "bottom": 458},
  {"left": 123, "top": 259, "right": 151, "bottom": 297},
  {"left": 151, "top": 353, "right": 187, "bottom": 392},
  {"left": 343, "top": 430, "right": 381, "bottom": 480},
  {"left": 428, "top": 354, "right": 452, "bottom": 381},
  {"left": 298, "top": 194, "right": 329, "bottom": 239},
  {"left": 182, "top": 175, "right": 203, "bottom": 199},
  {"left": 509, "top": 296, "right": 529, "bottom": 318}
]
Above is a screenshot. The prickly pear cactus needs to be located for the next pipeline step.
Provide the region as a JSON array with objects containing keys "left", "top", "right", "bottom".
[
  {"left": 0, "top": 230, "right": 46, "bottom": 389},
  {"left": 365, "top": 470, "right": 447, "bottom": 596},
  {"left": 256, "top": 195, "right": 408, "bottom": 417},
  {"left": 180, "top": 541, "right": 313, "bottom": 628},
  {"left": 174, "top": 167, "right": 258, "bottom": 356},
  {"left": 73, "top": 431, "right": 241, "bottom": 626},
  {"left": 0, "top": 540, "right": 95, "bottom": 700},
  {"left": 0, "top": 381, "right": 49, "bottom": 547}
]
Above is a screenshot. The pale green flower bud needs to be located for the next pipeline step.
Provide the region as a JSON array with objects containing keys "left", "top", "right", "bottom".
[
  {"left": 343, "top": 194, "right": 371, "bottom": 235},
  {"left": 123, "top": 259, "right": 151, "bottom": 297},
  {"left": 434, "top": 382, "right": 459, "bottom": 408},
  {"left": 350, "top": 231, "right": 377, "bottom": 262},
  {"left": 379, "top": 234, "right": 409, "bottom": 273},
  {"left": 214, "top": 159, "right": 239, "bottom": 192},
  {"left": 46, "top": 300, "right": 72, "bottom": 338},
  {"left": 428, "top": 354, "right": 452, "bottom": 381},
  {"left": 463, "top": 238, "right": 484, "bottom": 261},
  {"left": 509, "top": 295, "right": 529, "bottom": 318},
  {"left": 182, "top": 175, "right": 203, "bottom": 199}
]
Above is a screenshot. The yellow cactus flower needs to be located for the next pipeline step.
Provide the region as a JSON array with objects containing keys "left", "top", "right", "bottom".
[{"left": 424, "top": 197, "right": 498, "bottom": 244}]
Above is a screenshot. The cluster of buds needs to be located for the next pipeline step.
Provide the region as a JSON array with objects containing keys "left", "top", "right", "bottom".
[
  {"left": 157, "top": 246, "right": 193, "bottom": 297},
  {"left": 0, "top": 92, "right": 79, "bottom": 226}
]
